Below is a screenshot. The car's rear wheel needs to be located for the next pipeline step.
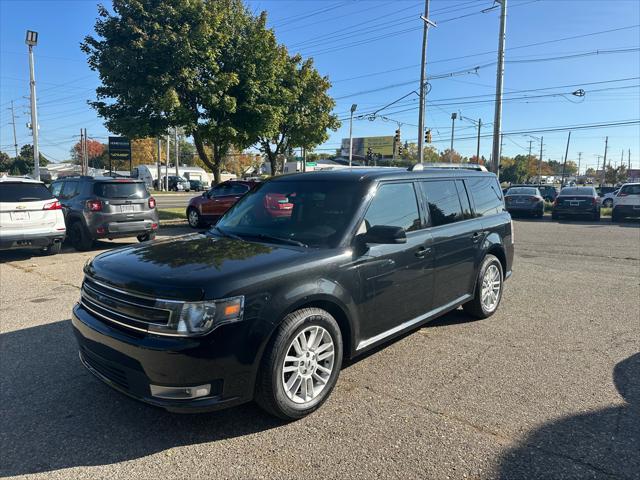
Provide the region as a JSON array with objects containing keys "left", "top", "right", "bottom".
[
  {"left": 187, "top": 208, "right": 203, "bottom": 228},
  {"left": 69, "top": 222, "right": 94, "bottom": 251},
  {"left": 551, "top": 212, "right": 559, "bottom": 220},
  {"left": 593, "top": 211, "right": 601, "bottom": 221},
  {"left": 255, "top": 308, "right": 343, "bottom": 420},
  {"left": 40, "top": 241, "right": 62, "bottom": 256},
  {"left": 603, "top": 199, "right": 613, "bottom": 208},
  {"left": 137, "top": 232, "right": 156, "bottom": 242},
  {"left": 611, "top": 208, "right": 621, "bottom": 222},
  {"left": 463, "top": 254, "right": 504, "bottom": 319}
]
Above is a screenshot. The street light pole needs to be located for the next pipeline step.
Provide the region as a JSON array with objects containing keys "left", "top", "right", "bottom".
[
  {"left": 491, "top": 0, "right": 507, "bottom": 174},
  {"left": 417, "top": 0, "right": 435, "bottom": 164},
  {"left": 449, "top": 112, "right": 457, "bottom": 162},
  {"left": 348, "top": 104, "right": 357, "bottom": 167},
  {"left": 26, "top": 30, "right": 40, "bottom": 180}
]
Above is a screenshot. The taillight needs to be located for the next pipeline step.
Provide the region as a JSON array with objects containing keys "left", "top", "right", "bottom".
[
  {"left": 592, "top": 197, "right": 597, "bottom": 205},
  {"left": 552, "top": 198, "right": 558, "bottom": 206},
  {"left": 86, "top": 199, "right": 102, "bottom": 211},
  {"left": 43, "top": 200, "right": 62, "bottom": 210},
  {"left": 148, "top": 197, "right": 156, "bottom": 209}
]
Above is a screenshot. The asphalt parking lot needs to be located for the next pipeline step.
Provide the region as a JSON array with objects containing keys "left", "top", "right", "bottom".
[{"left": 1, "top": 219, "right": 639, "bottom": 479}]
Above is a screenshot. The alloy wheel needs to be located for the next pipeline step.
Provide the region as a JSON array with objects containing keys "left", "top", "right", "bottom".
[
  {"left": 282, "top": 326, "right": 335, "bottom": 404},
  {"left": 481, "top": 264, "right": 501, "bottom": 312}
]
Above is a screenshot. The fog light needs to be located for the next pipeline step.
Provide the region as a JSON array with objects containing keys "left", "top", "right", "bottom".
[{"left": 150, "top": 384, "right": 211, "bottom": 400}]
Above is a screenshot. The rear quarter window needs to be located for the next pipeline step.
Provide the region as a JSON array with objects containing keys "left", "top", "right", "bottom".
[
  {"left": 0, "top": 182, "right": 54, "bottom": 202},
  {"left": 467, "top": 176, "right": 504, "bottom": 217},
  {"left": 620, "top": 184, "right": 640, "bottom": 195}
]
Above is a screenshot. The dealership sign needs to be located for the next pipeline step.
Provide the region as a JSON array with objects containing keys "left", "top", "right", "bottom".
[
  {"left": 341, "top": 136, "right": 394, "bottom": 158},
  {"left": 108, "top": 136, "right": 131, "bottom": 162}
]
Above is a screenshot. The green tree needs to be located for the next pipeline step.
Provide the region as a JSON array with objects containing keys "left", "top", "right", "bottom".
[
  {"left": 0, "top": 151, "right": 11, "bottom": 172},
  {"left": 83, "top": 0, "right": 285, "bottom": 183},
  {"left": 501, "top": 155, "right": 529, "bottom": 184},
  {"left": 258, "top": 55, "right": 339, "bottom": 175}
]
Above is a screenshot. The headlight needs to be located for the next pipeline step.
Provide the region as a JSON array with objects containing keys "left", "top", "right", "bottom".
[{"left": 150, "top": 296, "right": 244, "bottom": 336}]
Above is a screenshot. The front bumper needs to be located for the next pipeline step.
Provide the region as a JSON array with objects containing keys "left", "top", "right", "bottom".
[
  {"left": 0, "top": 231, "right": 65, "bottom": 250},
  {"left": 72, "top": 303, "right": 259, "bottom": 413}
]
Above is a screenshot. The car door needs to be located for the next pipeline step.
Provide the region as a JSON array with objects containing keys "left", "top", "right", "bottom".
[
  {"left": 356, "top": 181, "right": 434, "bottom": 343},
  {"left": 420, "top": 179, "right": 481, "bottom": 308},
  {"left": 201, "top": 183, "right": 229, "bottom": 217},
  {"left": 212, "top": 183, "right": 249, "bottom": 217}
]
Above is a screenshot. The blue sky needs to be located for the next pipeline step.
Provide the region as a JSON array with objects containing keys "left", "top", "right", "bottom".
[{"left": 1, "top": 0, "right": 639, "bottom": 172}]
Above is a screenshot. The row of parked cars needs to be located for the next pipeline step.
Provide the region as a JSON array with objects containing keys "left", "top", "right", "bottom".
[
  {"left": 0, "top": 174, "right": 159, "bottom": 255},
  {"left": 503, "top": 183, "right": 640, "bottom": 222}
]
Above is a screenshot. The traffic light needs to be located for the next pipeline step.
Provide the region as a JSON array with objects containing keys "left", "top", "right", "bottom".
[
  {"left": 394, "top": 129, "right": 401, "bottom": 145},
  {"left": 425, "top": 129, "right": 432, "bottom": 143}
]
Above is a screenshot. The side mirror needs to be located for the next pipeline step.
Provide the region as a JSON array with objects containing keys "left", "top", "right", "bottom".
[{"left": 361, "top": 225, "right": 407, "bottom": 245}]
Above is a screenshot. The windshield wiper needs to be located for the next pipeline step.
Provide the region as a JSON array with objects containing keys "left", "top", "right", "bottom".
[
  {"left": 212, "top": 226, "right": 244, "bottom": 241},
  {"left": 254, "top": 233, "right": 308, "bottom": 248}
]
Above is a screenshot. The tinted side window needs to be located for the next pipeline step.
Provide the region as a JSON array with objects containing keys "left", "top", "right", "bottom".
[
  {"left": 456, "top": 180, "right": 473, "bottom": 220},
  {"left": 50, "top": 182, "right": 63, "bottom": 198},
  {"left": 212, "top": 183, "right": 232, "bottom": 197},
  {"left": 60, "top": 181, "right": 79, "bottom": 200},
  {"left": 228, "top": 184, "right": 249, "bottom": 195},
  {"left": 619, "top": 184, "right": 640, "bottom": 195},
  {"left": 364, "top": 183, "right": 421, "bottom": 232},
  {"left": 467, "top": 177, "right": 503, "bottom": 217},
  {"left": 421, "top": 180, "right": 464, "bottom": 227}
]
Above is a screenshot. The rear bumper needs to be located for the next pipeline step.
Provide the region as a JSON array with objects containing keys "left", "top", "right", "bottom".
[
  {"left": 86, "top": 211, "right": 160, "bottom": 239},
  {"left": 71, "top": 303, "right": 259, "bottom": 413},
  {"left": 506, "top": 203, "right": 543, "bottom": 213},
  {"left": 553, "top": 206, "right": 599, "bottom": 216},
  {"left": 0, "top": 231, "right": 65, "bottom": 250},
  {"left": 613, "top": 204, "right": 640, "bottom": 218}
]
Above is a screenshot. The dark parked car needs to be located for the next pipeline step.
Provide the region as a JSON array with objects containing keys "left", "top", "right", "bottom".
[
  {"left": 551, "top": 186, "right": 600, "bottom": 221},
  {"left": 186, "top": 180, "right": 258, "bottom": 228},
  {"left": 504, "top": 186, "right": 544, "bottom": 218},
  {"left": 50, "top": 176, "right": 159, "bottom": 250},
  {"left": 72, "top": 167, "right": 514, "bottom": 419},
  {"left": 510, "top": 184, "right": 558, "bottom": 202},
  {"left": 187, "top": 179, "right": 206, "bottom": 192}
]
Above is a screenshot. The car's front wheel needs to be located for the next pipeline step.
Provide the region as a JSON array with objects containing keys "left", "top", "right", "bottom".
[
  {"left": 187, "top": 208, "right": 203, "bottom": 228},
  {"left": 255, "top": 308, "right": 343, "bottom": 420},
  {"left": 137, "top": 232, "right": 156, "bottom": 242},
  {"left": 463, "top": 254, "right": 504, "bottom": 319}
]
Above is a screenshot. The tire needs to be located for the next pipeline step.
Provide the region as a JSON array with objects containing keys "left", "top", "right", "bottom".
[
  {"left": 187, "top": 208, "right": 203, "bottom": 228},
  {"left": 255, "top": 308, "right": 343, "bottom": 420},
  {"left": 593, "top": 211, "right": 600, "bottom": 222},
  {"left": 40, "top": 241, "right": 62, "bottom": 256},
  {"left": 536, "top": 209, "right": 544, "bottom": 218},
  {"left": 137, "top": 232, "right": 156, "bottom": 242},
  {"left": 603, "top": 199, "right": 613, "bottom": 208},
  {"left": 463, "top": 254, "right": 504, "bottom": 320},
  {"left": 612, "top": 209, "right": 620, "bottom": 222},
  {"left": 551, "top": 212, "right": 559, "bottom": 220},
  {"left": 69, "top": 222, "right": 94, "bottom": 251}
]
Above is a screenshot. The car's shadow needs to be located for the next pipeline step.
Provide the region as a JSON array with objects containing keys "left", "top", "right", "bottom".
[
  {"left": 514, "top": 216, "right": 640, "bottom": 227},
  {"left": 0, "top": 320, "right": 285, "bottom": 477},
  {"left": 1, "top": 306, "right": 477, "bottom": 477}
]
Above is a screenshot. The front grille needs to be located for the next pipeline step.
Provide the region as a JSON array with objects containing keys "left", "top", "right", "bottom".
[
  {"left": 81, "top": 348, "right": 129, "bottom": 390},
  {"left": 80, "top": 277, "right": 173, "bottom": 332}
]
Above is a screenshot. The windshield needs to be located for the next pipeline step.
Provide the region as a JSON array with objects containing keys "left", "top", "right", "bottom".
[
  {"left": 506, "top": 187, "right": 538, "bottom": 196},
  {"left": 215, "top": 180, "right": 364, "bottom": 248},
  {"left": 94, "top": 182, "right": 148, "bottom": 199}
]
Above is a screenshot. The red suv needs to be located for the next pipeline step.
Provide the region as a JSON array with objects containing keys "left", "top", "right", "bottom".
[{"left": 187, "top": 180, "right": 258, "bottom": 228}]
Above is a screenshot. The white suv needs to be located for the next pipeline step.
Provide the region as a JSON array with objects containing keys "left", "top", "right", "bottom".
[
  {"left": 0, "top": 176, "right": 66, "bottom": 254},
  {"left": 612, "top": 182, "right": 640, "bottom": 222}
]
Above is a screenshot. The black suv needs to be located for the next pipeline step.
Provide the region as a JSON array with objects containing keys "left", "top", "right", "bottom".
[
  {"left": 50, "top": 176, "right": 159, "bottom": 251},
  {"left": 72, "top": 167, "right": 513, "bottom": 419}
]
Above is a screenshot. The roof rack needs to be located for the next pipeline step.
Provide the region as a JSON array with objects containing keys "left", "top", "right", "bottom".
[{"left": 409, "top": 163, "right": 488, "bottom": 172}]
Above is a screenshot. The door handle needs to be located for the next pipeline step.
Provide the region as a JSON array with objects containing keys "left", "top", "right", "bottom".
[
  {"left": 415, "top": 246, "right": 431, "bottom": 259},
  {"left": 471, "top": 231, "right": 484, "bottom": 243}
]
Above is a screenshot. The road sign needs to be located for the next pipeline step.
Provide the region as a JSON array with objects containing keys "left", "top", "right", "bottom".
[
  {"left": 306, "top": 162, "right": 317, "bottom": 167},
  {"left": 108, "top": 136, "right": 131, "bottom": 162}
]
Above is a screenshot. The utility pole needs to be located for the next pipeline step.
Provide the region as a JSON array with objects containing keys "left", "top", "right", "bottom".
[
  {"left": 449, "top": 112, "right": 457, "bottom": 161},
  {"left": 156, "top": 137, "right": 162, "bottom": 191},
  {"left": 629, "top": 149, "right": 632, "bottom": 170},
  {"left": 560, "top": 131, "right": 571, "bottom": 187},
  {"left": 79, "top": 129, "right": 84, "bottom": 174},
  {"left": 620, "top": 149, "right": 624, "bottom": 170},
  {"left": 528, "top": 140, "right": 532, "bottom": 160},
  {"left": 26, "top": 30, "right": 40, "bottom": 180},
  {"left": 174, "top": 127, "right": 179, "bottom": 177},
  {"left": 476, "top": 118, "right": 481, "bottom": 162},
  {"left": 491, "top": 0, "right": 507, "bottom": 174},
  {"left": 417, "top": 0, "right": 435, "bottom": 164},
  {"left": 348, "top": 104, "right": 357, "bottom": 167},
  {"left": 83, "top": 128, "right": 89, "bottom": 175},
  {"left": 538, "top": 136, "right": 543, "bottom": 182},
  {"left": 165, "top": 134, "right": 170, "bottom": 191},
  {"left": 577, "top": 152, "right": 582, "bottom": 178},
  {"left": 9, "top": 101, "right": 19, "bottom": 158},
  {"left": 601, "top": 136, "right": 608, "bottom": 186}
]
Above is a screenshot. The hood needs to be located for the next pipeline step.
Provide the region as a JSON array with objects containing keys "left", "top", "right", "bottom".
[{"left": 86, "top": 233, "right": 308, "bottom": 301}]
